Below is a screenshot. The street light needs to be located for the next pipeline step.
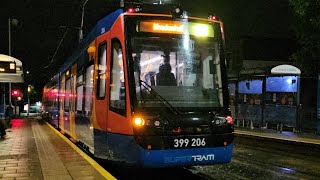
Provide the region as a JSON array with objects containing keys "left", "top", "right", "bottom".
[
  {"left": 8, "top": 18, "right": 19, "bottom": 109},
  {"left": 79, "top": 0, "right": 90, "bottom": 42}
]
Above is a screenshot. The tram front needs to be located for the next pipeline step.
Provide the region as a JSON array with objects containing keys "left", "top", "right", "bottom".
[{"left": 125, "top": 14, "right": 234, "bottom": 167}]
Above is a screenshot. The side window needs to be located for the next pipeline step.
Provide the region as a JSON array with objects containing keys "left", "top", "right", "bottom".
[
  {"left": 84, "top": 64, "right": 94, "bottom": 115},
  {"left": 64, "top": 77, "right": 71, "bottom": 111},
  {"left": 60, "top": 76, "right": 65, "bottom": 110},
  {"left": 97, "top": 42, "right": 107, "bottom": 99},
  {"left": 76, "top": 74, "right": 84, "bottom": 112},
  {"left": 109, "top": 39, "right": 126, "bottom": 116}
]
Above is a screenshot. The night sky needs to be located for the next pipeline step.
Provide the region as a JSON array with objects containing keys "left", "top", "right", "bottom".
[{"left": 0, "top": 0, "right": 293, "bottom": 94}]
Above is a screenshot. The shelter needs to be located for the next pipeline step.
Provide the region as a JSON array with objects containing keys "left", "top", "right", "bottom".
[
  {"left": 0, "top": 54, "right": 24, "bottom": 83},
  {"left": 230, "top": 64, "right": 301, "bottom": 131},
  {"left": 0, "top": 54, "right": 24, "bottom": 116}
]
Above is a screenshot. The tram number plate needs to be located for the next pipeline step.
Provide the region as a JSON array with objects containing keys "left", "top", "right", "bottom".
[{"left": 173, "top": 138, "right": 206, "bottom": 148}]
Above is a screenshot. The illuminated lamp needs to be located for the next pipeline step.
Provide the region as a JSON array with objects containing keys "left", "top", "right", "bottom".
[
  {"left": 154, "top": 120, "right": 160, "bottom": 126},
  {"left": 127, "top": 8, "right": 134, "bottom": 13},
  {"left": 10, "top": 62, "right": 16, "bottom": 70},
  {"left": 208, "top": 15, "right": 218, "bottom": 20},
  {"left": 87, "top": 46, "right": 96, "bottom": 55},
  {"left": 193, "top": 24, "right": 209, "bottom": 37},
  {"left": 12, "top": 90, "right": 19, "bottom": 96},
  {"left": 226, "top": 116, "right": 233, "bottom": 125},
  {"left": 134, "top": 117, "right": 145, "bottom": 126}
]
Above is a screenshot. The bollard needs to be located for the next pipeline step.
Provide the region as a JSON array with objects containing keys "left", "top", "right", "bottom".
[
  {"left": 280, "top": 124, "right": 283, "bottom": 133},
  {"left": 242, "top": 119, "right": 245, "bottom": 127},
  {"left": 277, "top": 124, "right": 279, "bottom": 131}
]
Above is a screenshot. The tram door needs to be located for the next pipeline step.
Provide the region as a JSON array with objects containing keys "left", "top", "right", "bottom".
[
  {"left": 94, "top": 33, "right": 109, "bottom": 131},
  {"left": 61, "top": 68, "right": 75, "bottom": 136},
  {"left": 92, "top": 33, "right": 109, "bottom": 157}
]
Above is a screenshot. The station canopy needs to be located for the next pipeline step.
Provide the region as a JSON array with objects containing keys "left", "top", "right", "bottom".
[{"left": 0, "top": 54, "right": 24, "bottom": 83}]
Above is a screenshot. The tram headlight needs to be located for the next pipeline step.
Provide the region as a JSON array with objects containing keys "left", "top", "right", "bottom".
[
  {"left": 134, "top": 117, "right": 145, "bottom": 127},
  {"left": 213, "top": 116, "right": 233, "bottom": 125},
  {"left": 214, "top": 116, "right": 226, "bottom": 125}
]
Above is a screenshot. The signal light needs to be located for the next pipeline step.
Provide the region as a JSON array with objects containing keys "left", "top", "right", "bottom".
[{"left": 12, "top": 90, "right": 19, "bottom": 96}]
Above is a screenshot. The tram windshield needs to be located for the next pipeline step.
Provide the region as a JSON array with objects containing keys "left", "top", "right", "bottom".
[{"left": 127, "top": 19, "right": 224, "bottom": 111}]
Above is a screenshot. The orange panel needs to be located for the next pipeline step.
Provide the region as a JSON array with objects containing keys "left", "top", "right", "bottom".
[
  {"left": 106, "top": 15, "right": 133, "bottom": 135},
  {"left": 94, "top": 33, "right": 109, "bottom": 131}
]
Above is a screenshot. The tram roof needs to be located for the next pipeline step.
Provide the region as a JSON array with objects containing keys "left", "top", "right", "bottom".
[{"left": 58, "top": 9, "right": 124, "bottom": 74}]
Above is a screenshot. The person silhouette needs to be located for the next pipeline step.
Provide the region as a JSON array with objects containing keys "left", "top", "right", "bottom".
[{"left": 156, "top": 63, "right": 176, "bottom": 86}]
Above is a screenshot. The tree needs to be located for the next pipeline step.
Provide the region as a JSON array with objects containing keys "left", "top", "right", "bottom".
[{"left": 289, "top": 0, "right": 320, "bottom": 76}]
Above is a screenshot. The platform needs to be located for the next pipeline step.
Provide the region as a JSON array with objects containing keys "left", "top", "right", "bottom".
[
  {"left": 1, "top": 118, "right": 320, "bottom": 180},
  {"left": 235, "top": 127, "right": 320, "bottom": 147},
  {"left": 0, "top": 118, "right": 115, "bottom": 180}
]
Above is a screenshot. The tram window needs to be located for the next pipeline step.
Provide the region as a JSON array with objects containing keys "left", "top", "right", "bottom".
[
  {"left": 109, "top": 39, "right": 126, "bottom": 116},
  {"left": 97, "top": 42, "right": 107, "bottom": 99},
  {"left": 76, "top": 74, "right": 84, "bottom": 111},
  {"left": 65, "top": 78, "right": 71, "bottom": 111},
  {"left": 84, "top": 65, "right": 94, "bottom": 113},
  {"left": 60, "top": 76, "right": 65, "bottom": 110}
]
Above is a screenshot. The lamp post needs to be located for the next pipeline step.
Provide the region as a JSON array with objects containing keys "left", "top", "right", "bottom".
[
  {"left": 27, "top": 85, "right": 31, "bottom": 118},
  {"left": 8, "top": 18, "right": 19, "bottom": 109},
  {"left": 79, "top": 0, "right": 89, "bottom": 42}
]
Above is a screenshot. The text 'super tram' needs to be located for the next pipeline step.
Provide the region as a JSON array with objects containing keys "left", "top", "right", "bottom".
[{"left": 42, "top": 3, "right": 234, "bottom": 168}]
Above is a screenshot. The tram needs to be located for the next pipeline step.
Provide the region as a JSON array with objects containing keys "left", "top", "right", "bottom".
[{"left": 42, "top": 2, "right": 234, "bottom": 168}]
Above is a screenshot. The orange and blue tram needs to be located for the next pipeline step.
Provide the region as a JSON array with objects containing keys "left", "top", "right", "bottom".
[{"left": 42, "top": 3, "right": 234, "bottom": 168}]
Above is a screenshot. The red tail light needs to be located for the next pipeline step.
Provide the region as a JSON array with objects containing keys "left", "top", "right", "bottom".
[
  {"left": 226, "top": 116, "right": 233, "bottom": 125},
  {"left": 127, "top": 8, "right": 134, "bottom": 13}
]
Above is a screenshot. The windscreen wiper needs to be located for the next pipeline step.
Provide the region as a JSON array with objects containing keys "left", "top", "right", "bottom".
[{"left": 139, "top": 80, "right": 181, "bottom": 115}]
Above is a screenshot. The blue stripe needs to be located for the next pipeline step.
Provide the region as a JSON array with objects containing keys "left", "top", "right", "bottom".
[
  {"left": 140, "top": 144, "right": 233, "bottom": 168},
  {"left": 94, "top": 129, "right": 233, "bottom": 168}
]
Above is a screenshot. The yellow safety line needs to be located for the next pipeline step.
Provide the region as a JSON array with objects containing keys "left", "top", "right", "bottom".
[{"left": 45, "top": 122, "right": 117, "bottom": 180}]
